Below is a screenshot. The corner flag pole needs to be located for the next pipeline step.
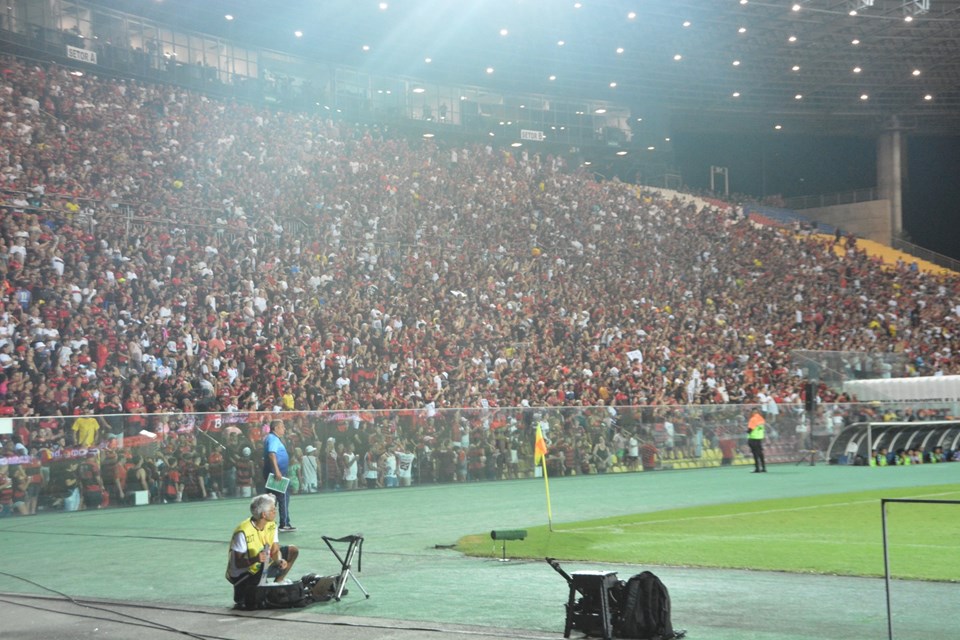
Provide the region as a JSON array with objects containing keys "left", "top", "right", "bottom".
[
  {"left": 534, "top": 425, "right": 554, "bottom": 531},
  {"left": 541, "top": 454, "right": 553, "bottom": 532}
]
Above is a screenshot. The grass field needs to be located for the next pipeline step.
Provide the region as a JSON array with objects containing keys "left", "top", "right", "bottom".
[{"left": 456, "top": 483, "right": 960, "bottom": 581}]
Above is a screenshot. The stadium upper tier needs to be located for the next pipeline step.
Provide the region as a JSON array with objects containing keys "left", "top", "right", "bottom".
[{"left": 0, "top": 55, "right": 958, "bottom": 418}]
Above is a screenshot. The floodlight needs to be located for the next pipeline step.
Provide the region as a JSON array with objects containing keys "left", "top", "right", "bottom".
[{"left": 902, "top": 0, "right": 929, "bottom": 19}]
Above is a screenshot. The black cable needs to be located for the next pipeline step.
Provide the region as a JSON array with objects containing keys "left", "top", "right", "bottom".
[
  {"left": 0, "top": 571, "right": 557, "bottom": 639},
  {"left": 0, "top": 596, "right": 230, "bottom": 640},
  {"left": 0, "top": 571, "right": 212, "bottom": 640}
]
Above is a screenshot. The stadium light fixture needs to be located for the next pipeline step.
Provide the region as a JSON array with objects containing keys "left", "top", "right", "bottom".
[
  {"left": 848, "top": 0, "right": 874, "bottom": 16},
  {"left": 902, "top": 0, "right": 929, "bottom": 20}
]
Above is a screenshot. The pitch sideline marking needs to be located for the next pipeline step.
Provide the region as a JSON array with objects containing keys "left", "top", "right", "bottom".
[{"left": 557, "top": 490, "right": 960, "bottom": 533}]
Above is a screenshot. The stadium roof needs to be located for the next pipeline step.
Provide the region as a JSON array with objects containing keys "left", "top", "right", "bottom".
[{"left": 96, "top": 0, "right": 960, "bottom": 136}]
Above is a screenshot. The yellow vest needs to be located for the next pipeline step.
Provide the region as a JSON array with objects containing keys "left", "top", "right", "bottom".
[
  {"left": 747, "top": 414, "right": 765, "bottom": 440},
  {"left": 229, "top": 517, "right": 276, "bottom": 577}
]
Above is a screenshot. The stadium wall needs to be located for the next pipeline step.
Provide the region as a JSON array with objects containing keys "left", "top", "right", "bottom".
[{"left": 801, "top": 199, "right": 891, "bottom": 244}]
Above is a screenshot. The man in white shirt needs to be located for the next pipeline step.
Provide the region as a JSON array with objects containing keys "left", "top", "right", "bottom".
[
  {"left": 396, "top": 443, "right": 416, "bottom": 487},
  {"left": 226, "top": 494, "right": 298, "bottom": 609}
]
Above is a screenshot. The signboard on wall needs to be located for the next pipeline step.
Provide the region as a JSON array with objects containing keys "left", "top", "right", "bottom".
[{"left": 66, "top": 45, "right": 98, "bottom": 65}]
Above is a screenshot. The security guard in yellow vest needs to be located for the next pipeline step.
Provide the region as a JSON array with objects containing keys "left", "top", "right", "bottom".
[{"left": 747, "top": 408, "right": 767, "bottom": 473}]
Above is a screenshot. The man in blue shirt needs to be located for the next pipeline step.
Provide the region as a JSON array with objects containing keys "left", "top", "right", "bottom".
[{"left": 263, "top": 419, "right": 295, "bottom": 531}]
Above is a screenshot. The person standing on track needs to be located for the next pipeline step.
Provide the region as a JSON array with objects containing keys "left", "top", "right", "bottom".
[
  {"left": 263, "top": 419, "right": 295, "bottom": 531},
  {"left": 747, "top": 408, "right": 767, "bottom": 473}
]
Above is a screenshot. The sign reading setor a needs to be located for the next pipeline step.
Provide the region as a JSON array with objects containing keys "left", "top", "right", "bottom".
[{"left": 66, "top": 45, "right": 98, "bottom": 65}]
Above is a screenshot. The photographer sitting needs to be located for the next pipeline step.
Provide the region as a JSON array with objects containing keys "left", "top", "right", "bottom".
[{"left": 226, "top": 493, "right": 299, "bottom": 609}]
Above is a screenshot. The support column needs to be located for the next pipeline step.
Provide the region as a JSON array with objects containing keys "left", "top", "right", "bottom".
[{"left": 876, "top": 116, "right": 904, "bottom": 241}]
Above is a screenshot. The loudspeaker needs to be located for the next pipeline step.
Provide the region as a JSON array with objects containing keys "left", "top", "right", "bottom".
[{"left": 491, "top": 529, "right": 527, "bottom": 541}]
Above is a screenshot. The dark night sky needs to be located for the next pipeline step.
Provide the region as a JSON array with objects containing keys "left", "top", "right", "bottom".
[{"left": 674, "top": 132, "right": 960, "bottom": 262}]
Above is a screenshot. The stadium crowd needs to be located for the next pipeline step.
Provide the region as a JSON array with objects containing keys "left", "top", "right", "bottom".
[{"left": 1, "top": 55, "right": 959, "bottom": 511}]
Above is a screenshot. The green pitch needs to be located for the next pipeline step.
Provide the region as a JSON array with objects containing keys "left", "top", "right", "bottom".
[{"left": 457, "top": 484, "right": 960, "bottom": 581}]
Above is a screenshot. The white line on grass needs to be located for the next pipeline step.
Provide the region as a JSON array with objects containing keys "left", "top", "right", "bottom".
[{"left": 557, "top": 490, "right": 960, "bottom": 533}]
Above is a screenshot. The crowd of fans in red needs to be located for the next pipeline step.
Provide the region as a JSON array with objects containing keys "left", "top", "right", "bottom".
[{"left": 1, "top": 55, "right": 959, "bottom": 512}]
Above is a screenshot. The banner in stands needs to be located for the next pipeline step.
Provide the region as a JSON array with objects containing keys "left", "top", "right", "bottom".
[
  {"left": 66, "top": 45, "right": 98, "bottom": 65},
  {"left": 843, "top": 375, "right": 960, "bottom": 403}
]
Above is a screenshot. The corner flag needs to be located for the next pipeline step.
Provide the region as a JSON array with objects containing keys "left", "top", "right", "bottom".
[
  {"left": 534, "top": 424, "right": 553, "bottom": 530},
  {"left": 534, "top": 424, "right": 548, "bottom": 465}
]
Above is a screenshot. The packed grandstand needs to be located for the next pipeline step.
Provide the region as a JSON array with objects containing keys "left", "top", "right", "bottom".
[{"left": 0, "top": 54, "right": 958, "bottom": 514}]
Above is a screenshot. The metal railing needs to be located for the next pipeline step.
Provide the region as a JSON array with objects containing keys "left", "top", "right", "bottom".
[
  {"left": 784, "top": 188, "right": 879, "bottom": 210},
  {"left": 891, "top": 237, "right": 960, "bottom": 274},
  {"left": 2, "top": 399, "right": 955, "bottom": 516}
]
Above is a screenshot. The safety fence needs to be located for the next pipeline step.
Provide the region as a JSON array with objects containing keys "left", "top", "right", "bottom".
[{"left": 1, "top": 400, "right": 956, "bottom": 516}]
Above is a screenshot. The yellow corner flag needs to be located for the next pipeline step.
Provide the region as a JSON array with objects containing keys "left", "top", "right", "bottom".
[
  {"left": 534, "top": 424, "right": 553, "bottom": 531},
  {"left": 534, "top": 424, "right": 548, "bottom": 465}
]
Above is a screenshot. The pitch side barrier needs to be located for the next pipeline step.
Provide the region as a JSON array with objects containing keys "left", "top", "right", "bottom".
[
  {"left": 0, "top": 402, "right": 887, "bottom": 515},
  {"left": 826, "top": 420, "right": 960, "bottom": 464}
]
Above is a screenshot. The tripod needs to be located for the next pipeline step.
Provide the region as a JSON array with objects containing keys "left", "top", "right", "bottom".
[{"left": 322, "top": 534, "right": 370, "bottom": 601}]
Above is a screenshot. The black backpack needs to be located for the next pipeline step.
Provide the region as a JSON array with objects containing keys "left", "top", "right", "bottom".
[
  {"left": 616, "top": 571, "right": 674, "bottom": 639},
  {"left": 252, "top": 579, "right": 310, "bottom": 609}
]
